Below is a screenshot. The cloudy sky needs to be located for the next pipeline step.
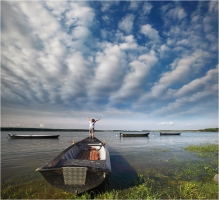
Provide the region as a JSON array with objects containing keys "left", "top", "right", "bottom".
[{"left": 1, "top": 1, "right": 218, "bottom": 130}]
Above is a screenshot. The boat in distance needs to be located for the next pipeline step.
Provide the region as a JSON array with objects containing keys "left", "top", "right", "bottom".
[
  {"left": 8, "top": 133, "right": 59, "bottom": 139},
  {"left": 120, "top": 133, "right": 150, "bottom": 137},
  {"left": 160, "top": 132, "right": 181, "bottom": 136},
  {"left": 36, "top": 137, "right": 111, "bottom": 194}
]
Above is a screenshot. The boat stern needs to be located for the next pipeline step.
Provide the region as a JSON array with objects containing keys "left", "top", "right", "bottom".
[{"left": 62, "top": 166, "right": 87, "bottom": 185}]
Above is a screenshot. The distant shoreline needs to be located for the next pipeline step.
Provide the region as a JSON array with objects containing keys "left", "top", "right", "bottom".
[
  {"left": 1, "top": 127, "right": 218, "bottom": 132},
  {"left": 1, "top": 127, "right": 89, "bottom": 132}
]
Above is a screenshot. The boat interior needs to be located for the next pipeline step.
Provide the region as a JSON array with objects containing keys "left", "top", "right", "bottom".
[
  {"left": 39, "top": 138, "right": 107, "bottom": 170},
  {"left": 61, "top": 142, "right": 106, "bottom": 161}
]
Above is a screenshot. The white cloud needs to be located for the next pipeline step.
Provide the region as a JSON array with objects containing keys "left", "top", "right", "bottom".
[
  {"left": 65, "top": 2, "right": 95, "bottom": 27},
  {"left": 203, "top": 16, "right": 213, "bottom": 33},
  {"left": 177, "top": 39, "right": 189, "bottom": 46},
  {"left": 119, "top": 35, "right": 138, "bottom": 50},
  {"left": 154, "top": 83, "right": 218, "bottom": 117},
  {"left": 129, "top": 1, "right": 139, "bottom": 11},
  {"left": 140, "top": 24, "right": 160, "bottom": 42},
  {"left": 175, "top": 65, "right": 218, "bottom": 97},
  {"left": 160, "top": 51, "right": 207, "bottom": 85},
  {"left": 19, "top": 2, "right": 60, "bottom": 41},
  {"left": 142, "top": 50, "right": 210, "bottom": 100},
  {"left": 109, "top": 50, "right": 158, "bottom": 104},
  {"left": 59, "top": 52, "right": 92, "bottom": 103},
  {"left": 159, "top": 44, "right": 170, "bottom": 57},
  {"left": 40, "top": 124, "right": 45, "bottom": 128},
  {"left": 206, "top": 33, "right": 217, "bottom": 43},
  {"left": 161, "top": 3, "right": 172, "bottom": 14},
  {"left": 166, "top": 7, "right": 187, "bottom": 21},
  {"left": 8, "top": 123, "right": 21, "bottom": 127},
  {"left": 100, "top": 2, "right": 118, "bottom": 12},
  {"left": 142, "top": 2, "right": 153, "bottom": 15},
  {"left": 87, "top": 43, "right": 127, "bottom": 101},
  {"left": 118, "top": 14, "right": 135, "bottom": 34},
  {"left": 209, "top": 0, "right": 218, "bottom": 13},
  {"left": 136, "top": 44, "right": 217, "bottom": 118},
  {"left": 157, "top": 121, "right": 175, "bottom": 126},
  {"left": 45, "top": 1, "right": 68, "bottom": 19},
  {"left": 102, "top": 15, "right": 110, "bottom": 23}
]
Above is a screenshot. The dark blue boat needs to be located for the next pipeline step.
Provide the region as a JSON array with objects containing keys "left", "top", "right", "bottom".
[
  {"left": 120, "top": 133, "right": 150, "bottom": 137},
  {"left": 36, "top": 137, "right": 111, "bottom": 194},
  {"left": 160, "top": 132, "right": 181, "bottom": 136},
  {"left": 8, "top": 133, "right": 59, "bottom": 139}
]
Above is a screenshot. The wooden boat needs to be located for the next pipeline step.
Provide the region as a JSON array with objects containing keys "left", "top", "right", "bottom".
[
  {"left": 160, "top": 132, "right": 181, "bottom": 136},
  {"left": 120, "top": 133, "right": 150, "bottom": 137},
  {"left": 8, "top": 133, "right": 59, "bottom": 139},
  {"left": 36, "top": 137, "right": 111, "bottom": 194}
]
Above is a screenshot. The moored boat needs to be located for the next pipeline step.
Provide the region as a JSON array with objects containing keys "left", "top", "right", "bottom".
[
  {"left": 8, "top": 133, "right": 59, "bottom": 139},
  {"left": 36, "top": 137, "right": 111, "bottom": 194},
  {"left": 160, "top": 132, "right": 181, "bottom": 136},
  {"left": 120, "top": 133, "right": 150, "bottom": 137}
]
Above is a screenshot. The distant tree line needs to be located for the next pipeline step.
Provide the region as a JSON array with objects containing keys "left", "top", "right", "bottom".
[
  {"left": 1, "top": 127, "right": 218, "bottom": 132},
  {"left": 199, "top": 128, "right": 219, "bottom": 132}
]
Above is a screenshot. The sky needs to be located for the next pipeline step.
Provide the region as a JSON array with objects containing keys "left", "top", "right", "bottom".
[{"left": 1, "top": 0, "right": 218, "bottom": 130}]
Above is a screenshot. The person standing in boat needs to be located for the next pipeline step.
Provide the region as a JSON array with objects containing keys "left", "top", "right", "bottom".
[{"left": 87, "top": 117, "right": 100, "bottom": 139}]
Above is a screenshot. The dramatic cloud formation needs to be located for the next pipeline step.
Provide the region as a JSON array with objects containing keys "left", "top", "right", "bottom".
[{"left": 1, "top": 1, "right": 218, "bottom": 130}]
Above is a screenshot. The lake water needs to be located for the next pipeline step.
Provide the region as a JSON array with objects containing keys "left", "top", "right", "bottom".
[{"left": 1, "top": 131, "right": 218, "bottom": 190}]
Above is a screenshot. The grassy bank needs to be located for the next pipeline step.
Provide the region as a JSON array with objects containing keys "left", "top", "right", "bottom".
[{"left": 1, "top": 143, "right": 218, "bottom": 199}]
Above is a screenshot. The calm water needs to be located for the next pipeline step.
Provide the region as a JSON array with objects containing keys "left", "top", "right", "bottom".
[{"left": 1, "top": 131, "right": 218, "bottom": 190}]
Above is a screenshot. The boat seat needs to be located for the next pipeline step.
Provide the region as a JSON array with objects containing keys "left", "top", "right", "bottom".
[{"left": 77, "top": 147, "right": 99, "bottom": 160}]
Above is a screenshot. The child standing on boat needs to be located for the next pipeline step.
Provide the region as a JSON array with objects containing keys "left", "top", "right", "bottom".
[{"left": 87, "top": 117, "right": 100, "bottom": 139}]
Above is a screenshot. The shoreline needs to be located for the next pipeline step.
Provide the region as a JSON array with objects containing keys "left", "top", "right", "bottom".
[{"left": 1, "top": 127, "right": 218, "bottom": 132}]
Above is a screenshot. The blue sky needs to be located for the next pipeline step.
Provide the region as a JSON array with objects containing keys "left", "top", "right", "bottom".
[{"left": 1, "top": 1, "right": 218, "bottom": 130}]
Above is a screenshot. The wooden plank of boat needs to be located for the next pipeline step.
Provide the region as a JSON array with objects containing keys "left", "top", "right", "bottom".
[
  {"left": 120, "top": 133, "right": 150, "bottom": 137},
  {"left": 36, "top": 137, "right": 111, "bottom": 194},
  {"left": 8, "top": 133, "right": 59, "bottom": 139},
  {"left": 160, "top": 132, "right": 181, "bottom": 136}
]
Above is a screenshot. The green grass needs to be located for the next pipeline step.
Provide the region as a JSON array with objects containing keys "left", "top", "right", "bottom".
[
  {"left": 1, "top": 180, "right": 75, "bottom": 199},
  {"left": 1, "top": 143, "right": 218, "bottom": 199},
  {"left": 185, "top": 143, "right": 218, "bottom": 156}
]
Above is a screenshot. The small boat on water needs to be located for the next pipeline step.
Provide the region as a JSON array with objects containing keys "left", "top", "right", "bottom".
[
  {"left": 160, "top": 132, "right": 181, "bottom": 136},
  {"left": 36, "top": 137, "right": 111, "bottom": 194},
  {"left": 120, "top": 133, "right": 150, "bottom": 137},
  {"left": 8, "top": 133, "right": 59, "bottom": 139}
]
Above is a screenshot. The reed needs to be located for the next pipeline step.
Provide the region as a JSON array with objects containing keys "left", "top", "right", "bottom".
[{"left": 185, "top": 143, "right": 218, "bottom": 157}]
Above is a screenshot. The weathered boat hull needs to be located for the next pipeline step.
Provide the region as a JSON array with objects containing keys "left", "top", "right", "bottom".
[
  {"left": 120, "top": 133, "right": 150, "bottom": 137},
  {"left": 160, "top": 133, "right": 181, "bottom": 136},
  {"left": 36, "top": 137, "right": 111, "bottom": 194},
  {"left": 8, "top": 133, "right": 59, "bottom": 139},
  {"left": 39, "top": 165, "right": 108, "bottom": 194}
]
